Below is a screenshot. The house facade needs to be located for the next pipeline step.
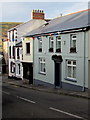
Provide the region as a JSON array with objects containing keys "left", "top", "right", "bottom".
[
  {"left": 25, "top": 9, "right": 90, "bottom": 91},
  {"left": 21, "top": 37, "right": 33, "bottom": 84},
  {"left": 8, "top": 10, "right": 50, "bottom": 83}
]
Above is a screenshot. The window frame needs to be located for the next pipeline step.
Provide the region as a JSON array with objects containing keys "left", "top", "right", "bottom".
[
  {"left": 26, "top": 42, "right": 30, "bottom": 54},
  {"left": 11, "top": 62, "right": 15, "bottom": 73},
  {"left": 38, "top": 37, "right": 42, "bottom": 52},
  {"left": 49, "top": 36, "right": 54, "bottom": 52},
  {"left": 9, "top": 46, "right": 11, "bottom": 58},
  {"left": 39, "top": 58, "right": 46, "bottom": 75},
  {"left": 66, "top": 60, "right": 76, "bottom": 81},
  {"left": 17, "top": 47, "right": 20, "bottom": 59},
  {"left": 70, "top": 34, "right": 77, "bottom": 53},
  {"left": 12, "top": 46, "right": 15, "bottom": 59},
  {"left": 56, "top": 36, "right": 61, "bottom": 53}
]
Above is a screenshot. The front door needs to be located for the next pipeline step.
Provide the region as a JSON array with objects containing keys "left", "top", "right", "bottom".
[{"left": 55, "top": 62, "right": 61, "bottom": 87}]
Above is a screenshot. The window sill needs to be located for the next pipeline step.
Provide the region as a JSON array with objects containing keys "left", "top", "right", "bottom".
[
  {"left": 38, "top": 72, "right": 46, "bottom": 75},
  {"left": 69, "top": 52, "right": 77, "bottom": 53},
  {"left": 25, "top": 53, "right": 31, "bottom": 55},
  {"left": 64, "top": 78, "right": 77, "bottom": 82},
  {"left": 56, "top": 52, "right": 61, "bottom": 53},
  {"left": 38, "top": 51, "right": 42, "bottom": 53}
]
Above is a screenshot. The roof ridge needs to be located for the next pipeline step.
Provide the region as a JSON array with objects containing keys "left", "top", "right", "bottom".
[
  {"left": 54, "top": 9, "right": 90, "bottom": 19},
  {"left": 66, "top": 9, "right": 90, "bottom": 16}
]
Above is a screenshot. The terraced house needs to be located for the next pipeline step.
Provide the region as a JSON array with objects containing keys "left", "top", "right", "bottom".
[
  {"left": 8, "top": 10, "right": 50, "bottom": 83},
  {"left": 24, "top": 9, "right": 90, "bottom": 91}
]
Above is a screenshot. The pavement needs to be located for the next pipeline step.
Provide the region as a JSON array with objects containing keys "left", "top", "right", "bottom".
[{"left": 2, "top": 74, "right": 90, "bottom": 99}]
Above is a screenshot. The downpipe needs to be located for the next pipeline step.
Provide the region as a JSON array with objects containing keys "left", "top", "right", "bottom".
[{"left": 82, "top": 30, "right": 86, "bottom": 92}]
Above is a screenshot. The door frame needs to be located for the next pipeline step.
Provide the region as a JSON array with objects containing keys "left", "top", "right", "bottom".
[{"left": 54, "top": 61, "right": 62, "bottom": 88}]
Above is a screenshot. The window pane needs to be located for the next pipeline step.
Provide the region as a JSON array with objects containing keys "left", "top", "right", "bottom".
[
  {"left": 39, "top": 58, "right": 46, "bottom": 73},
  {"left": 68, "top": 66, "right": 72, "bottom": 77},
  {"left": 73, "top": 40, "right": 76, "bottom": 48},
  {"left": 49, "top": 37, "right": 53, "bottom": 48},
  {"left": 73, "top": 61, "right": 76, "bottom": 65},
  {"left": 68, "top": 61, "right": 71, "bottom": 64},
  {"left": 73, "top": 67, "right": 76, "bottom": 78},
  {"left": 26, "top": 43, "right": 30, "bottom": 54}
]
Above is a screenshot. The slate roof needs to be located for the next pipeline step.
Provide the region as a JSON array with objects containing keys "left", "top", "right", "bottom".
[{"left": 24, "top": 9, "right": 90, "bottom": 37}]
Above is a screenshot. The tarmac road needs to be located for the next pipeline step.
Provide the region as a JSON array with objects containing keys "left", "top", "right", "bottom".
[{"left": 2, "top": 81, "right": 89, "bottom": 119}]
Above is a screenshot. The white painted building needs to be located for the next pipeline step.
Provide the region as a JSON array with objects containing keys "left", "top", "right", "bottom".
[
  {"left": 25, "top": 9, "right": 90, "bottom": 91},
  {"left": 8, "top": 10, "right": 50, "bottom": 83}
]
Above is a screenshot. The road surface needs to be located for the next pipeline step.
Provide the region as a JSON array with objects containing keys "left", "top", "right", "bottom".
[{"left": 2, "top": 81, "right": 89, "bottom": 119}]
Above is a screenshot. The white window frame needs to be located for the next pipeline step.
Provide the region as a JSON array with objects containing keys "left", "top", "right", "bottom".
[
  {"left": 67, "top": 60, "right": 76, "bottom": 80},
  {"left": 38, "top": 37, "right": 42, "bottom": 52},
  {"left": 39, "top": 58, "right": 46, "bottom": 74},
  {"left": 56, "top": 36, "right": 61, "bottom": 52},
  {"left": 26, "top": 42, "right": 30, "bottom": 54},
  {"left": 16, "top": 64, "right": 20, "bottom": 75},
  {"left": 11, "top": 62, "right": 15, "bottom": 73},
  {"left": 49, "top": 37, "right": 54, "bottom": 48},
  {"left": 70, "top": 34, "right": 77, "bottom": 52}
]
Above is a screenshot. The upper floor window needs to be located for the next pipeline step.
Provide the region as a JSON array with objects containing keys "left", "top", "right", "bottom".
[
  {"left": 38, "top": 37, "right": 42, "bottom": 52},
  {"left": 26, "top": 43, "right": 30, "bottom": 54},
  {"left": 9, "top": 46, "right": 11, "bottom": 58},
  {"left": 70, "top": 34, "right": 77, "bottom": 53},
  {"left": 39, "top": 58, "right": 46, "bottom": 74},
  {"left": 67, "top": 60, "right": 76, "bottom": 80},
  {"left": 12, "top": 31, "right": 14, "bottom": 41},
  {"left": 56, "top": 36, "right": 61, "bottom": 53},
  {"left": 12, "top": 46, "right": 15, "bottom": 59},
  {"left": 49, "top": 37, "right": 54, "bottom": 52},
  {"left": 17, "top": 48, "right": 20, "bottom": 59}
]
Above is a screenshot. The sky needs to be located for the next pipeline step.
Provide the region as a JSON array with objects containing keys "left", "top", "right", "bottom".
[{"left": 0, "top": 0, "right": 89, "bottom": 22}]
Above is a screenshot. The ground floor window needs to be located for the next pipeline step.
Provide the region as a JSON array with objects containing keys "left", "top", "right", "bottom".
[
  {"left": 10, "top": 62, "right": 15, "bottom": 73},
  {"left": 39, "top": 58, "right": 46, "bottom": 74},
  {"left": 67, "top": 60, "right": 76, "bottom": 80},
  {"left": 16, "top": 64, "right": 20, "bottom": 75}
]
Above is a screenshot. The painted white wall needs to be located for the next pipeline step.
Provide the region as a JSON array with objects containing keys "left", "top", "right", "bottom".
[
  {"left": 22, "top": 37, "right": 33, "bottom": 63},
  {"left": 33, "top": 31, "right": 88, "bottom": 88},
  {"left": 88, "top": 30, "right": 90, "bottom": 60}
]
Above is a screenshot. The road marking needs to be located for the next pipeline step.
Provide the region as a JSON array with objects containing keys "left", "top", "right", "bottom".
[
  {"left": 2, "top": 91, "right": 10, "bottom": 95},
  {"left": 49, "top": 107, "right": 86, "bottom": 120},
  {"left": 16, "top": 96, "right": 36, "bottom": 104}
]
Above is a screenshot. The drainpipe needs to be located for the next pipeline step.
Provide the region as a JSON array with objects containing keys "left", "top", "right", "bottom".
[
  {"left": 82, "top": 29, "right": 86, "bottom": 92},
  {"left": 33, "top": 37, "right": 34, "bottom": 85}
]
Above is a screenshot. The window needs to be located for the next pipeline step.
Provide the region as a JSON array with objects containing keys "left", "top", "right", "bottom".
[
  {"left": 12, "top": 31, "right": 14, "bottom": 41},
  {"left": 70, "top": 34, "right": 76, "bottom": 53},
  {"left": 12, "top": 46, "right": 15, "bottom": 59},
  {"left": 17, "top": 48, "right": 19, "bottom": 59},
  {"left": 38, "top": 37, "right": 42, "bottom": 52},
  {"left": 39, "top": 58, "right": 46, "bottom": 74},
  {"left": 67, "top": 60, "right": 76, "bottom": 79},
  {"left": 49, "top": 37, "right": 54, "bottom": 52},
  {"left": 9, "top": 46, "right": 11, "bottom": 58},
  {"left": 11, "top": 62, "right": 15, "bottom": 73},
  {"left": 26, "top": 43, "right": 30, "bottom": 54},
  {"left": 56, "top": 36, "right": 61, "bottom": 53},
  {"left": 18, "top": 64, "right": 20, "bottom": 74}
]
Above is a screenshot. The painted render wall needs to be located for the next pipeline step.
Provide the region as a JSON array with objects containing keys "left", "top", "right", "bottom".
[
  {"left": 22, "top": 38, "right": 33, "bottom": 63},
  {"left": 21, "top": 20, "right": 47, "bottom": 63},
  {"left": 33, "top": 31, "right": 88, "bottom": 89},
  {"left": 88, "top": 30, "right": 90, "bottom": 90}
]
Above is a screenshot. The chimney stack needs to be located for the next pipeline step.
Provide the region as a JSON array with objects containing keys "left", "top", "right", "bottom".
[{"left": 32, "top": 9, "right": 45, "bottom": 20}]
